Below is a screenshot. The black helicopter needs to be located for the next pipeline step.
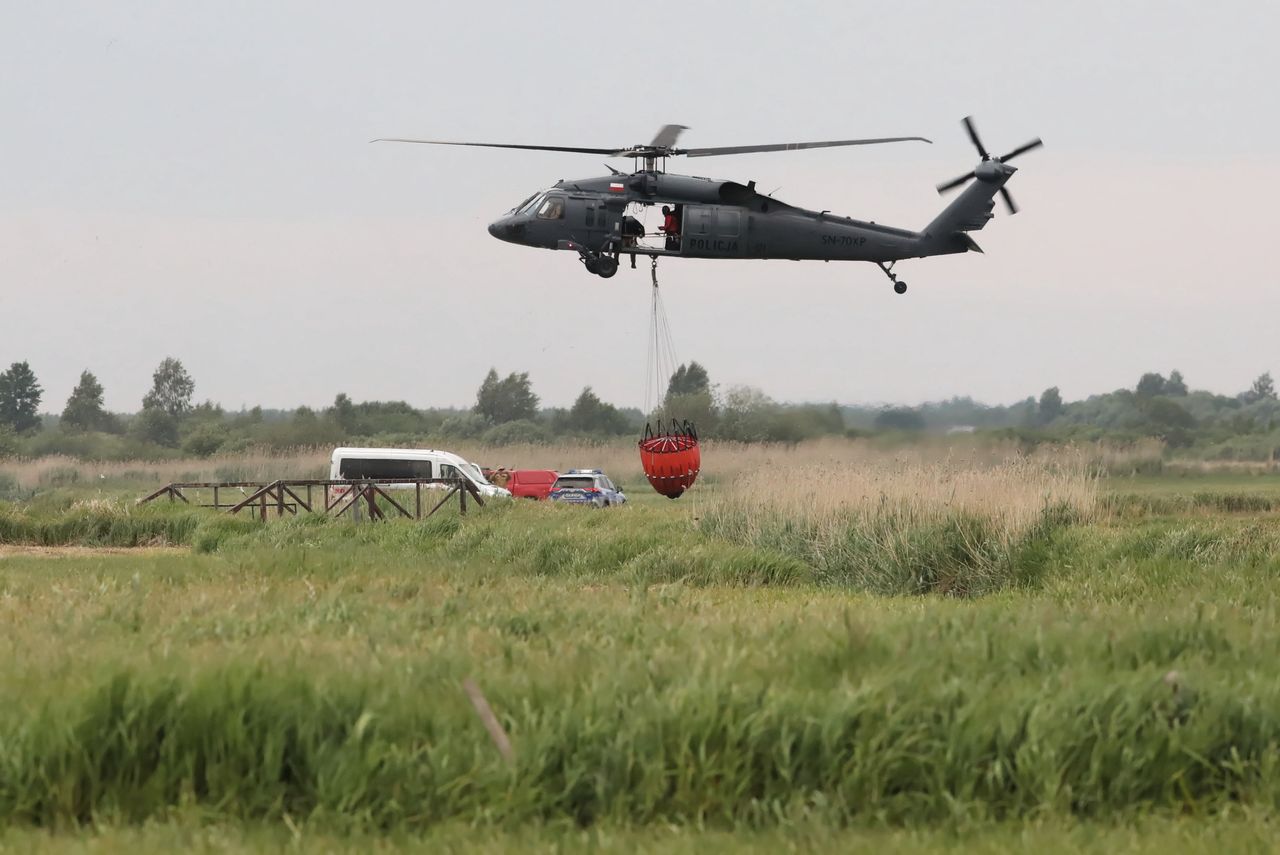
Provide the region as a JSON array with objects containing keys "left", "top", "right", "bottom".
[{"left": 374, "top": 117, "right": 1041, "bottom": 294}]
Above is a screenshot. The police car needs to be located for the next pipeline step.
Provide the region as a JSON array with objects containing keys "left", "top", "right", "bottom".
[{"left": 548, "top": 469, "right": 627, "bottom": 508}]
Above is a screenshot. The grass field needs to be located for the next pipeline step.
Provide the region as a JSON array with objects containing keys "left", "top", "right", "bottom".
[{"left": 1, "top": 442, "right": 1279, "bottom": 850}]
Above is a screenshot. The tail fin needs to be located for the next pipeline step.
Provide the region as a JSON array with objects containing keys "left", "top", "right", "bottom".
[{"left": 918, "top": 161, "right": 1015, "bottom": 255}]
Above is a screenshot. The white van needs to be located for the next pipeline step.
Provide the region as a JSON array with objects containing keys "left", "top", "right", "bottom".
[{"left": 328, "top": 447, "right": 511, "bottom": 501}]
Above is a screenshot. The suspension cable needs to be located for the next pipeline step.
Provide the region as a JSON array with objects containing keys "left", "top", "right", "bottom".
[{"left": 643, "top": 256, "right": 680, "bottom": 418}]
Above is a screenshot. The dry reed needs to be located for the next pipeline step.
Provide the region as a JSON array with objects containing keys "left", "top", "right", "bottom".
[
  {"left": 0, "top": 434, "right": 1141, "bottom": 491},
  {"left": 701, "top": 453, "right": 1099, "bottom": 595}
]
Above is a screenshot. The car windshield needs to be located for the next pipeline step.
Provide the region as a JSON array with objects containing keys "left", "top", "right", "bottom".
[
  {"left": 554, "top": 476, "right": 596, "bottom": 490},
  {"left": 465, "top": 463, "right": 492, "bottom": 486}
]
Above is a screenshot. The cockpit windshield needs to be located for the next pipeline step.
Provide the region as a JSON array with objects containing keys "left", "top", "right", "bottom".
[
  {"left": 510, "top": 192, "right": 541, "bottom": 214},
  {"left": 512, "top": 192, "right": 551, "bottom": 215}
]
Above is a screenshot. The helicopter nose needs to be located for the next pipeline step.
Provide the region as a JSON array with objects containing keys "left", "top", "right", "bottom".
[
  {"left": 488, "top": 216, "right": 516, "bottom": 242},
  {"left": 488, "top": 216, "right": 526, "bottom": 244}
]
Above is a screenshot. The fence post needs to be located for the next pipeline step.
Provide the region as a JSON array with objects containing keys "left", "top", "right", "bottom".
[{"left": 459, "top": 480, "right": 467, "bottom": 516}]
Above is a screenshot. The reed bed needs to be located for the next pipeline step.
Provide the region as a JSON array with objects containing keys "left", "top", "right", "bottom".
[
  {"left": 0, "top": 435, "right": 1148, "bottom": 492},
  {"left": 702, "top": 456, "right": 1099, "bottom": 595}
]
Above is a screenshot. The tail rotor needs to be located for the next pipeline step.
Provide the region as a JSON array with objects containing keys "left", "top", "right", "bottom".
[{"left": 936, "top": 116, "right": 1042, "bottom": 215}]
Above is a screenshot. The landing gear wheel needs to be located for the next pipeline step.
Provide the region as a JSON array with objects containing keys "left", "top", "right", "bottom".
[
  {"left": 595, "top": 257, "right": 619, "bottom": 279},
  {"left": 583, "top": 257, "right": 600, "bottom": 275},
  {"left": 894, "top": 281, "right": 907, "bottom": 295}
]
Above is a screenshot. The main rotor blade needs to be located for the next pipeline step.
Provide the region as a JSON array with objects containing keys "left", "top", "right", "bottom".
[
  {"left": 999, "top": 138, "right": 1044, "bottom": 162},
  {"left": 936, "top": 171, "right": 976, "bottom": 194},
  {"left": 999, "top": 186, "right": 1018, "bottom": 215},
  {"left": 370, "top": 138, "right": 623, "bottom": 155},
  {"left": 649, "top": 124, "right": 689, "bottom": 149},
  {"left": 678, "top": 136, "right": 931, "bottom": 158},
  {"left": 962, "top": 116, "right": 990, "bottom": 160}
]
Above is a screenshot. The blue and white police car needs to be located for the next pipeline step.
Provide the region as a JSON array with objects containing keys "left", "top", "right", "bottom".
[{"left": 548, "top": 469, "right": 627, "bottom": 508}]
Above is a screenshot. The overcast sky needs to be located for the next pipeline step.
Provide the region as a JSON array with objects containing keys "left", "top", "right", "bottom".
[{"left": 2, "top": 1, "right": 1277, "bottom": 413}]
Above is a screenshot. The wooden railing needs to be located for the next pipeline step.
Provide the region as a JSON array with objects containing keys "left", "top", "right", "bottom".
[{"left": 138, "top": 478, "right": 485, "bottom": 521}]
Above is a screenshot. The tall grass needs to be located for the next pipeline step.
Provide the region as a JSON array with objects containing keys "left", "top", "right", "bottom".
[
  {"left": 0, "top": 448, "right": 331, "bottom": 491},
  {"left": 0, "top": 500, "right": 212, "bottom": 548},
  {"left": 702, "top": 457, "right": 1098, "bottom": 595},
  {"left": 0, "top": 436, "right": 1163, "bottom": 493},
  {"left": 2, "top": 605, "right": 1280, "bottom": 830}
]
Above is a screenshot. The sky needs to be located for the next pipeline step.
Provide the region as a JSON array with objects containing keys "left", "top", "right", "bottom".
[{"left": 2, "top": 0, "right": 1277, "bottom": 413}]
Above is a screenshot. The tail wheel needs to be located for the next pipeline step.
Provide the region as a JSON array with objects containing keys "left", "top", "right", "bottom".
[{"left": 894, "top": 281, "right": 907, "bottom": 295}]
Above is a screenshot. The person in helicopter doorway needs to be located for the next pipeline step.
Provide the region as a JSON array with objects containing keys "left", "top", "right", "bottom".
[
  {"left": 621, "top": 214, "right": 645, "bottom": 267},
  {"left": 660, "top": 205, "right": 681, "bottom": 251}
]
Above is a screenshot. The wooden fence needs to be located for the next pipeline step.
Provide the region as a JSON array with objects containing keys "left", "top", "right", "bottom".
[{"left": 138, "top": 478, "right": 485, "bottom": 521}]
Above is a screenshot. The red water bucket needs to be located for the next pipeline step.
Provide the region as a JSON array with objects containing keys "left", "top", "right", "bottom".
[{"left": 638, "top": 420, "right": 701, "bottom": 499}]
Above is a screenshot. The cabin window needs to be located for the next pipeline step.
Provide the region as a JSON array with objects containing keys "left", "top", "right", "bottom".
[
  {"left": 718, "top": 210, "right": 741, "bottom": 237},
  {"left": 439, "top": 464, "right": 461, "bottom": 480},
  {"left": 537, "top": 197, "right": 565, "bottom": 219},
  {"left": 338, "top": 458, "right": 434, "bottom": 479}
]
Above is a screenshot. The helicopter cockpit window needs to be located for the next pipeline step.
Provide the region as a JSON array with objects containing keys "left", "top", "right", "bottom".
[
  {"left": 536, "top": 196, "right": 565, "bottom": 220},
  {"left": 510, "top": 192, "right": 540, "bottom": 214}
]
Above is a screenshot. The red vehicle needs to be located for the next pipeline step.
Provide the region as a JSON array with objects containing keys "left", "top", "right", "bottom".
[{"left": 507, "top": 469, "right": 559, "bottom": 500}]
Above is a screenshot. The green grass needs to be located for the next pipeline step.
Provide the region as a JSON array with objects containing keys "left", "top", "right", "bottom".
[
  {"left": 1, "top": 472, "right": 1280, "bottom": 846},
  {"left": 1107, "top": 472, "right": 1280, "bottom": 497},
  {"left": 2, "top": 815, "right": 1279, "bottom": 853},
  {"left": 1, "top": 535, "right": 1280, "bottom": 833}
]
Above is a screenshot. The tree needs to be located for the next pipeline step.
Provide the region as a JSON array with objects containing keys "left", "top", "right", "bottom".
[
  {"left": 1038, "top": 386, "right": 1064, "bottom": 424},
  {"left": 874, "top": 407, "right": 926, "bottom": 432},
  {"left": 128, "top": 407, "right": 179, "bottom": 447},
  {"left": 1141, "top": 396, "right": 1196, "bottom": 447},
  {"left": 1136, "top": 372, "right": 1167, "bottom": 399},
  {"left": 330, "top": 393, "right": 359, "bottom": 433},
  {"left": 666, "top": 362, "right": 711, "bottom": 400},
  {"left": 61, "top": 370, "right": 109, "bottom": 432},
  {"left": 717, "top": 386, "right": 779, "bottom": 442},
  {"left": 0, "top": 424, "right": 17, "bottom": 458},
  {"left": 1248, "top": 372, "right": 1276, "bottom": 403},
  {"left": 0, "top": 361, "right": 43, "bottom": 433},
  {"left": 474, "top": 370, "right": 502, "bottom": 421},
  {"left": 659, "top": 362, "right": 716, "bottom": 430},
  {"left": 1166, "top": 370, "right": 1188, "bottom": 396},
  {"left": 473, "top": 369, "right": 539, "bottom": 424},
  {"left": 563, "top": 387, "right": 630, "bottom": 435},
  {"left": 141, "top": 357, "right": 194, "bottom": 418}
]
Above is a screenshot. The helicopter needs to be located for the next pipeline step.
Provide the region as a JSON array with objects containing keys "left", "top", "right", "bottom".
[{"left": 374, "top": 117, "right": 1041, "bottom": 294}]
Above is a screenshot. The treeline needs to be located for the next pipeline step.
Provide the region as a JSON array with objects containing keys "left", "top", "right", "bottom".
[{"left": 1, "top": 358, "right": 1278, "bottom": 460}]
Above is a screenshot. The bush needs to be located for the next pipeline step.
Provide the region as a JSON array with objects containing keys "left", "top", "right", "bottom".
[
  {"left": 0, "top": 472, "right": 22, "bottom": 501},
  {"left": 481, "top": 419, "right": 550, "bottom": 445},
  {"left": 128, "top": 408, "right": 179, "bottom": 448},
  {"left": 0, "top": 425, "right": 18, "bottom": 458},
  {"left": 438, "top": 412, "right": 490, "bottom": 440},
  {"left": 181, "top": 424, "right": 229, "bottom": 458}
]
